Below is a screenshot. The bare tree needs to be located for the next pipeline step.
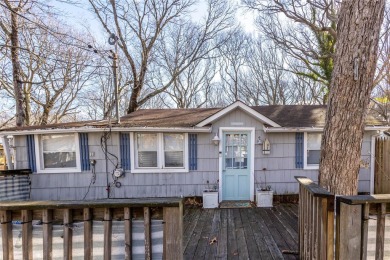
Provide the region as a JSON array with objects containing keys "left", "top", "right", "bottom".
[
  {"left": 319, "top": 0, "right": 385, "bottom": 195},
  {"left": 218, "top": 29, "right": 250, "bottom": 102},
  {"left": 0, "top": 11, "right": 97, "bottom": 125},
  {"left": 243, "top": 0, "right": 337, "bottom": 103},
  {"left": 0, "top": 0, "right": 28, "bottom": 126},
  {"left": 89, "top": 0, "right": 234, "bottom": 113}
]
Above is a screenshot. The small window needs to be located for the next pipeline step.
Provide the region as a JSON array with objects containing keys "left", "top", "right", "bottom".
[
  {"left": 305, "top": 133, "right": 322, "bottom": 168},
  {"left": 164, "top": 133, "right": 184, "bottom": 167},
  {"left": 136, "top": 133, "right": 158, "bottom": 167},
  {"left": 36, "top": 133, "right": 80, "bottom": 173},
  {"left": 132, "top": 132, "right": 188, "bottom": 173}
]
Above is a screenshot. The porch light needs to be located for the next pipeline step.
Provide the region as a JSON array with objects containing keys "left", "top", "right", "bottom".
[{"left": 212, "top": 133, "right": 220, "bottom": 146}]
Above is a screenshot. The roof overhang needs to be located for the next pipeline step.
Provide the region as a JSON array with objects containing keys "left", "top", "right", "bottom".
[
  {"left": 0, "top": 126, "right": 212, "bottom": 136},
  {"left": 264, "top": 126, "right": 390, "bottom": 133},
  {"left": 196, "top": 101, "right": 281, "bottom": 127}
]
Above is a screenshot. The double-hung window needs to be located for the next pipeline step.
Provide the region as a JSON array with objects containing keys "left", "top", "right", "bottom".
[
  {"left": 35, "top": 133, "right": 81, "bottom": 173},
  {"left": 304, "top": 132, "right": 322, "bottom": 169},
  {"left": 133, "top": 133, "right": 188, "bottom": 172}
]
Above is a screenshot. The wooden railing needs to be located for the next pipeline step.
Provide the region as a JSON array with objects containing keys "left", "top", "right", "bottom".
[
  {"left": 297, "top": 176, "right": 390, "bottom": 260},
  {"left": 336, "top": 195, "right": 390, "bottom": 260},
  {"left": 295, "top": 176, "right": 335, "bottom": 260},
  {"left": 0, "top": 198, "right": 183, "bottom": 260}
]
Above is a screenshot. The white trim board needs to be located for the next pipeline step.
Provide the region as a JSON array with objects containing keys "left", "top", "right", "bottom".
[
  {"left": 265, "top": 126, "right": 389, "bottom": 133},
  {"left": 197, "top": 101, "right": 280, "bottom": 127},
  {"left": 1, "top": 126, "right": 212, "bottom": 136}
]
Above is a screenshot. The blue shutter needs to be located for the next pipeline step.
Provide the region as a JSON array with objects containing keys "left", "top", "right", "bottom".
[
  {"left": 189, "top": 134, "right": 197, "bottom": 170},
  {"left": 120, "top": 133, "right": 131, "bottom": 170},
  {"left": 79, "top": 133, "right": 90, "bottom": 171},
  {"left": 295, "top": 132, "right": 304, "bottom": 168},
  {"left": 26, "top": 135, "right": 36, "bottom": 172}
]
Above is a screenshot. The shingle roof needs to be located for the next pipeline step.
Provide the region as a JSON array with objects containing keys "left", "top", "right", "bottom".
[{"left": 0, "top": 105, "right": 387, "bottom": 132}]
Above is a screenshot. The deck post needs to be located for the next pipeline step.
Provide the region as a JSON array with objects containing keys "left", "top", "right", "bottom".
[
  {"left": 84, "top": 208, "right": 93, "bottom": 260},
  {"left": 337, "top": 202, "right": 362, "bottom": 260},
  {"left": 163, "top": 205, "right": 183, "bottom": 260},
  {"left": 42, "top": 209, "right": 53, "bottom": 260},
  {"left": 63, "top": 209, "right": 73, "bottom": 260},
  {"left": 21, "top": 210, "right": 33, "bottom": 260},
  {"left": 103, "top": 208, "right": 112, "bottom": 260},
  {"left": 124, "top": 207, "right": 132, "bottom": 260},
  {"left": 1, "top": 210, "right": 13, "bottom": 260},
  {"left": 376, "top": 203, "right": 386, "bottom": 260},
  {"left": 144, "top": 207, "right": 152, "bottom": 260}
]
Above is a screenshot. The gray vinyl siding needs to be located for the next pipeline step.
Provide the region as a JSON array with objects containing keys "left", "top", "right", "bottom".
[{"left": 11, "top": 108, "right": 377, "bottom": 200}]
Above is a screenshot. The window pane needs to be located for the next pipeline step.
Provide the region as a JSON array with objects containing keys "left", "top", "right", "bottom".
[
  {"left": 307, "top": 133, "right": 322, "bottom": 150},
  {"left": 137, "top": 133, "right": 157, "bottom": 167},
  {"left": 307, "top": 150, "right": 321, "bottom": 165},
  {"left": 42, "top": 134, "right": 76, "bottom": 152},
  {"left": 138, "top": 151, "right": 158, "bottom": 167},
  {"left": 42, "top": 134, "right": 76, "bottom": 169},
  {"left": 44, "top": 152, "right": 76, "bottom": 168},
  {"left": 164, "top": 134, "right": 184, "bottom": 167}
]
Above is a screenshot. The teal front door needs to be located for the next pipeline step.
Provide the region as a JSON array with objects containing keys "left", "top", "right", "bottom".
[{"left": 222, "top": 132, "right": 250, "bottom": 200}]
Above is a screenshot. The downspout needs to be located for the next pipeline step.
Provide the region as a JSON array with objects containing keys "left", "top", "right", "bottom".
[{"left": 1, "top": 135, "right": 14, "bottom": 170}]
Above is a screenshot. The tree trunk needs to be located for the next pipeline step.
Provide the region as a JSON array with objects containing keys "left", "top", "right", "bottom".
[
  {"left": 127, "top": 81, "right": 142, "bottom": 113},
  {"left": 319, "top": 0, "right": 385, "bottom": 195},
  {"left": 10, "top": 7, "right": 26, "bottom": 127}
]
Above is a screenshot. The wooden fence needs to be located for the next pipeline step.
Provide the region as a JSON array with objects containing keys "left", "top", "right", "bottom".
[
  {"left": 0, "top": 198, "right": 183, "bottom": 260},
  {"left": 375, "top": 136, "right": 390, "bottom": 194},
  {"left": 296, "top": 176, "right": 390, "bottom": 260}
]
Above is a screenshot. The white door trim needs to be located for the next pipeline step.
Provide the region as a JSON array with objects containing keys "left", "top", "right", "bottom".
[{"left": 218, "top": 127, "right": 255, "bottom": 202}]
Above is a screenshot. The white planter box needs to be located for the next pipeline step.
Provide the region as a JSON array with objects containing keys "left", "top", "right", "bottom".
[
  {"left": 202, "top": 190, "right": 219, "bottom": 208},
  {"left": 256, "top": 189, "right": 274, "bottom": 207}
]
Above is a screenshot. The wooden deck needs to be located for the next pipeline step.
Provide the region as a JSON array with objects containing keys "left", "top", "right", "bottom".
[{"left": 183, "top": 204, "right": 299, "bottom": 260}]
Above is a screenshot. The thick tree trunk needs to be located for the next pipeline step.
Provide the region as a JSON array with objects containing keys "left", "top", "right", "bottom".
[
  {"left": 10, "top": 8, "right": 26, "bottom": 127},
  {"left": 319, "top": 0, "right": 385, "bottom": 195}
]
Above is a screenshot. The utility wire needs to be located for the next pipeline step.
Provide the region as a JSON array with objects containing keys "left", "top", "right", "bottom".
[{"left": 0, "top": 2, "right": 99, "bottom": 53}]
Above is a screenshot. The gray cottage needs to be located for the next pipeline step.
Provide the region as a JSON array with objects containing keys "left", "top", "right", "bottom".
[{"left": 1, "top": 101, "right": 388, "bottom": 201}]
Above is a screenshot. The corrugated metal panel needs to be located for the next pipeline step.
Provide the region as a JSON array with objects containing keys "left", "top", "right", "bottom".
[
  {"left": 120, "top": 133, "right": 131, "bottom": 170},
  {"left": 6, "top": 220, "right": 163, "bottom": 259},
  {"left": 295, "top": 133, "right": 304, "bottom": 168},
  {"left": 79, "top": 133, "right": 90, "bottom": 171},
  {"left": 0, "top": 175, "right": 30, "bottom": 201},
  {"left": 189, "top": 134, "right": 197, "bottom": 170},
  {"left": 26, "top": 135, "right": 36, "bottom": 172}
]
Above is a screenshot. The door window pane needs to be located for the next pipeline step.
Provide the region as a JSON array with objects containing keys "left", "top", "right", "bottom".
[
  {"left": 137, "top": 133, "right": 158, "bottom": 167},
  {"left": 225, "top": 133, "right": 248, "bottom": 169},
  {"left": 164, "top": 134, "right": 184, "bottom": 167},
  {"left": 42, "top": 134, "right": 76, "bottom": 168}
]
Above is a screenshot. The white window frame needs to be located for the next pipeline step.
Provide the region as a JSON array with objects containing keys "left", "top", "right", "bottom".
[
  {"left": 34, "top": 133, "right": 81, "bottom": 173},
  {"left": 130, "top": 132, "right": 189, "bottom": 173},
  {"left": 303, "top": 132, "right": 322, "bottom": 169}
]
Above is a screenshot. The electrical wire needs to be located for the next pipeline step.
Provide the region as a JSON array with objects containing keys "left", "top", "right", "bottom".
[{"left": 82, "top": 163, "right": 96, "bottom": 200}]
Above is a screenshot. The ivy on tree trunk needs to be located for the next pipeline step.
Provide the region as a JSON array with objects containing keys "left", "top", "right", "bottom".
[{"left": 319, "top": 0, "right": 385, "bottom": 195}]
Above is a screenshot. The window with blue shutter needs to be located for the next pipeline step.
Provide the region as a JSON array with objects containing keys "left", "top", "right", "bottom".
[
  {"left": 188, "top": 134, "right": 197, "bottom": 170},
  {"left": 79, "top": 133, "right": 90, "bottom": 171},
  {"left": 295, "top": 132, "right": 304, "bottom": 168},
  {"left": 26, "top": 135, "right": 36, "bottom": 172},
  {"left": 120, "top": 133, "right": 131, "bottom": 170}
]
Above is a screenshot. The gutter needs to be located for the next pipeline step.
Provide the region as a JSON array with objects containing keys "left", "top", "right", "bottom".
[
  {"left": 264, "top": 125, "right": 390, "bottom": 133},
  {"left": 0, "top": 126, "right": 213, "bottom": 136}
]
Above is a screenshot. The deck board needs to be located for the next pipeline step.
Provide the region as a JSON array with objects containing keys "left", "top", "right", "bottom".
[{"left": 183, "top": 204, "right": 299, "bottom": 260}]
